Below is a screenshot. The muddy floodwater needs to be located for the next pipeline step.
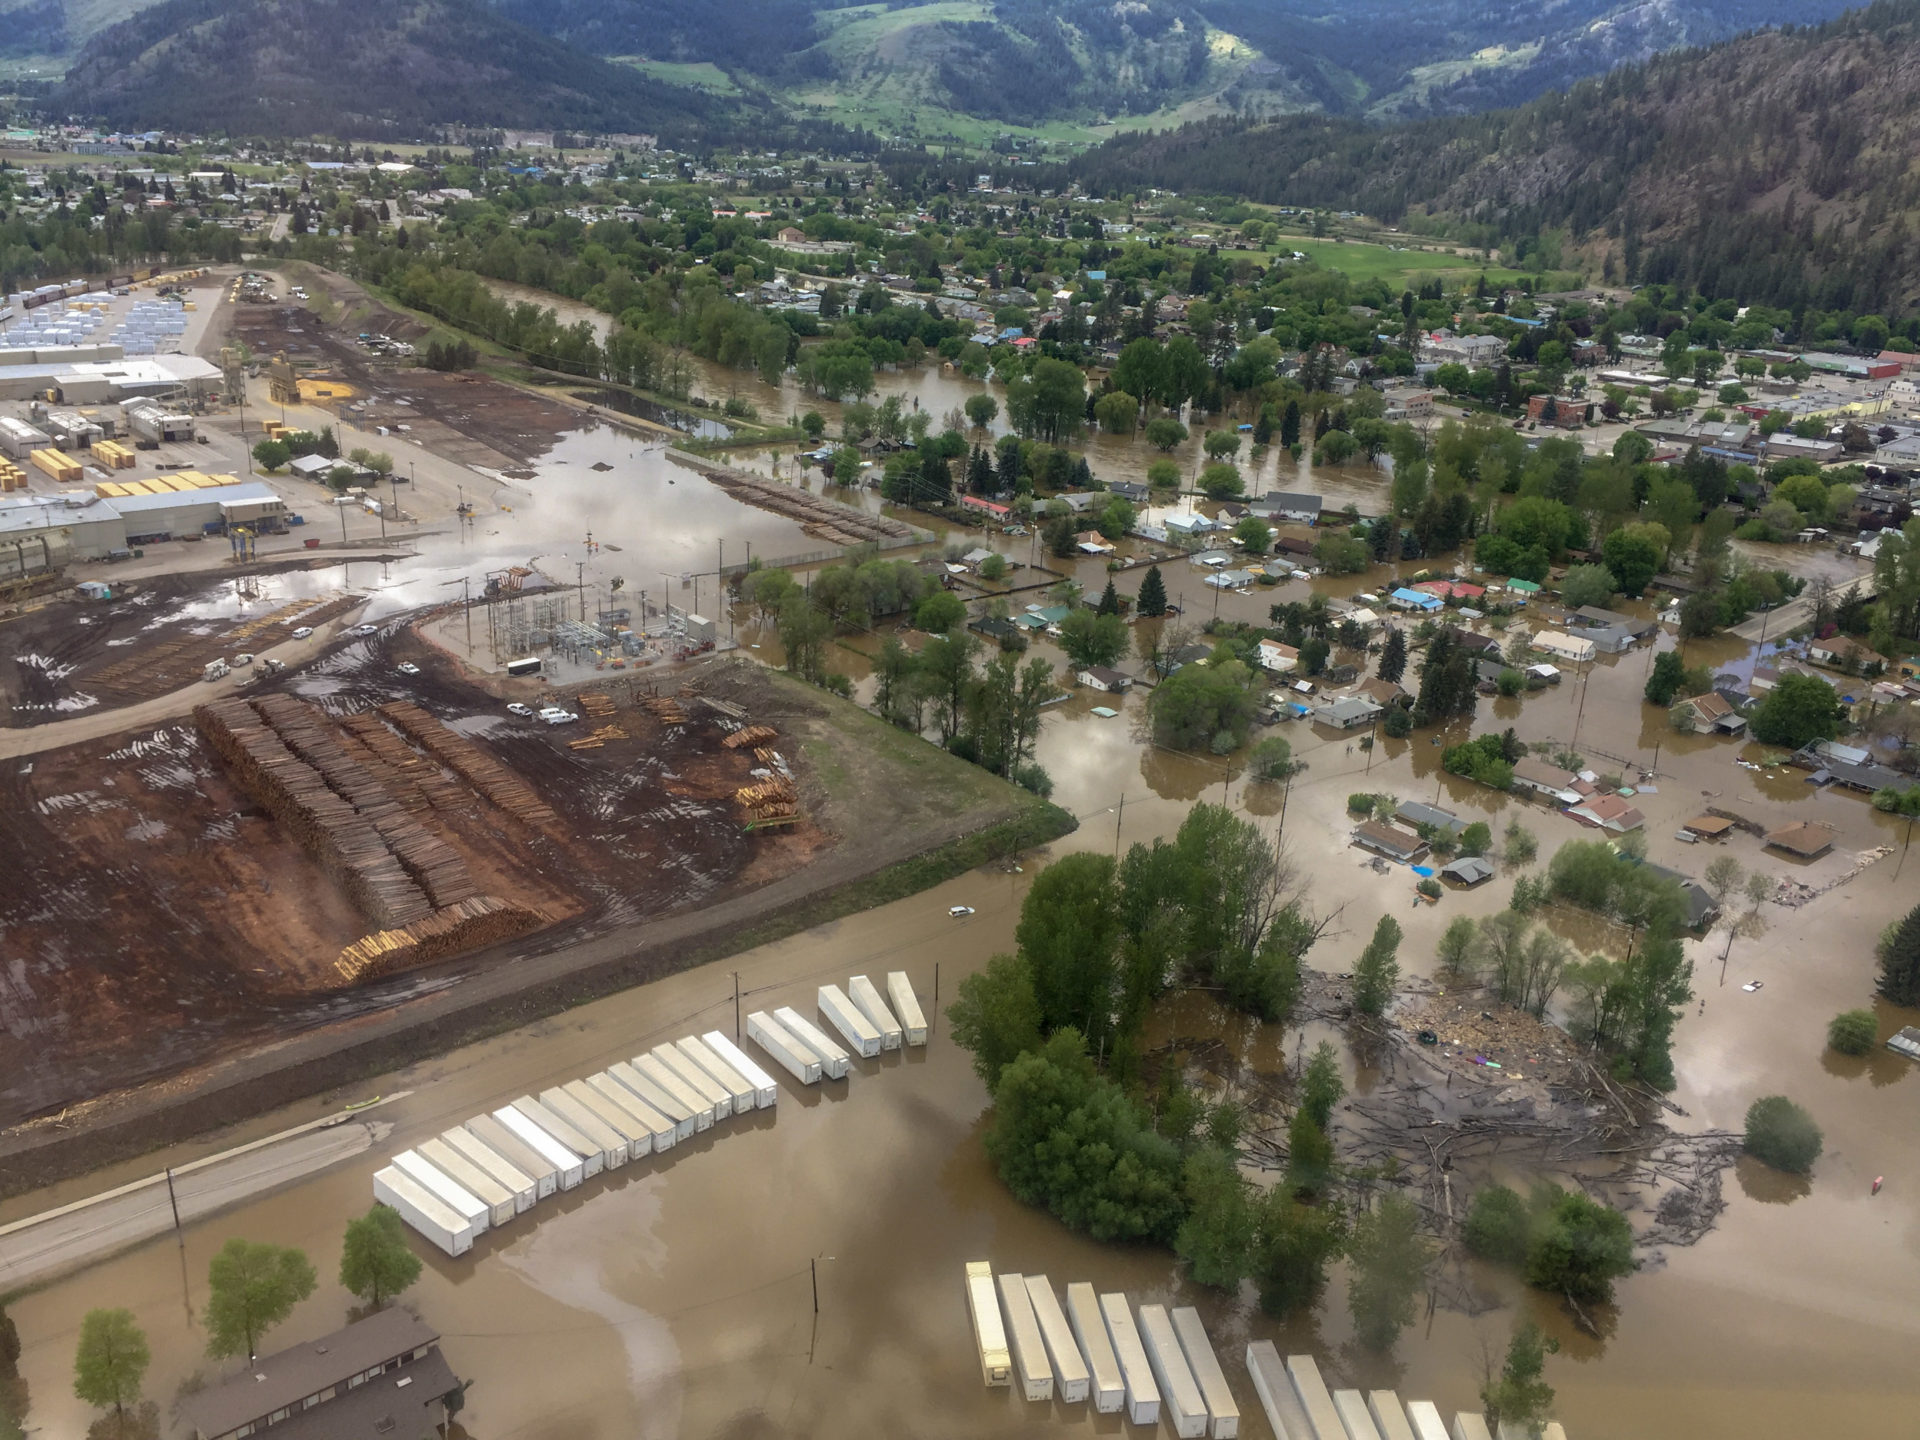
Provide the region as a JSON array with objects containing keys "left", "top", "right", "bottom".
[{"left": 6, "top": 612, "right": 1919, "bottom": 1439}]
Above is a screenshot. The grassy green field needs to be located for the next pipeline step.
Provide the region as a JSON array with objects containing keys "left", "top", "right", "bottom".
[{"left": 617, "top": 58, "right": 742, "bottom": 94}]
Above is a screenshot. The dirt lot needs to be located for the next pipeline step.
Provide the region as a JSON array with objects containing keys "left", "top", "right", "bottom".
[
  {"left": 224, "top": 268, "right": 582, "bottom": 470},
  {"left": 2, "top": 563, "right": 369, "bottom": 726}
]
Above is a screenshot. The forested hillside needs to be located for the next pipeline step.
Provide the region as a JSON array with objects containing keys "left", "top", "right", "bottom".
[{"left": 1076, "top": 0, "right": 1920, "bottom": 314}]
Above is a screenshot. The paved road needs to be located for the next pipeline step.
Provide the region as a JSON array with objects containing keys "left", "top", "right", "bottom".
[
  {"left": 1725, "top": 576, "right": 1875, "bottom": 642},
  {"left": 0, "top": 1116, "right": 390, "bottom": 1289}
]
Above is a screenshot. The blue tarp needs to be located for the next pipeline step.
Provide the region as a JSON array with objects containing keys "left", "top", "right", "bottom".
[{"left": 1411, "top": 865, "right": 1436, "bottom": 877}]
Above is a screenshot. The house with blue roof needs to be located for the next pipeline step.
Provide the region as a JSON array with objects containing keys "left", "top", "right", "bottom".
[{"left": 1390, "top": 587, "right": 1444, "bottom": 613}]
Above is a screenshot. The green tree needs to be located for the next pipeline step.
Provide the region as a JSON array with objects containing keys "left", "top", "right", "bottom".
[
  {"left": 1176, "top": 1150, "right": 1257, "bottom": 1290},
  {"left": 204, "top": 1239, "right": 317, "bottom": 1360},
  {"left": 1601, "top": 526, "right": 1664, "bottom": 596},
  {"left": 1298, "top": 1040, "right": 1343, "bottom": 1130},
  {"left": 1751, "top": 672, "right": 1845, "bottom": 749},
  {"left": 979, "top": 553, "right": 1009, "bottom": 583},
  {"left": 1826, "top": 1009, "right": 1877, "bottom": 1056},
  {"left": 1095, "top": 390, "right": 1139, "bottom": 435},
  {"left": 251, "top": 438, "right": 291, "bottom": 473},
  {"left": 1234, "top": 515, "right": 1273, "bottom": 553},
  {"left": 1644, "top": 650, "right": 1689, "bottom": 706},
  {"left": 1247, "top": 735, "right": 1294, "bottom": 781},
  {"left": 1016, "top": 854, "right": 1122, "bottom": 1047},
  {"left": 1463, "top": 1183, "right": 1531, "bottom": 1264},
  {"left": 1147, "top": 458, "right": 1182, "bottom": 489},
  {"left": 1437, "top": 914, "right": 1479, "bottom": 982},
  {"left": 1744, "top": 1095, "right": 1823, "bottom": 1174},
  {"left": 1254, "top": 1189, "right": 1345, "bottom": 1317},
  {"left": 1377, "top": 628, "right": 1407, "bottom": 684},
  {"left": 1145, "top": 417, "right": 1188, "bottom": 451},
  {"left": 1059, "top": 609, "right": 1129, "bottom": 669},
  {"left": 1481, "top": 1321, "right": 1559, "bottom": 1434},
  {"left": 1346, "top": 1195, "right": 1429, "bottom": 1350},
  {"left": 1203, "top": 429, "right": 1241, "bottom": 460},
  {"left": 915, "top": 589, "right": 967, "bottom": 634},
  {"left": 948, "top": 952, "right": 1043, "bottom": 1089},
  {"left": 1149, "top": 657, "right": 1258, "bottom": 752},
  {"left": 338, "top": 1204, "right": 423, "bottom": 1309},
  {"left": 964, "top": 392, "right": 999, "bottom": 428},
  {"left": 73, "top": 1310, "right": 149, "bottom": 1423},
  {"left": 1558, "top": 564, "right": 1617, "bottom": 609},
  {"left": 1524, "top": 1190, "right": 1634, "bottom": 1304},
  {"left": 1879, "top": 901, "right": 1920, "bottom": 1006},
  {"left": 1459, "top": 821, "right": 1492, "bottom": 857},
  {"left": 1352, "top": 914, "right": 1402, "bottom": 1017},
  {"left": 1198, "top": 462, "right": 1244, "bottom": 499},
  {"left": 1137, "top": 565, "right": 1168, "bottom": 617},
  {"left": 1279, "top": 399, "right": 1302, "bottom": 449}
]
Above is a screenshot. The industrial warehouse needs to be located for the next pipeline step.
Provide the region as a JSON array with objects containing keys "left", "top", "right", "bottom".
[{"left": 0, "top": 475, "right": 286, "bottom": 557}]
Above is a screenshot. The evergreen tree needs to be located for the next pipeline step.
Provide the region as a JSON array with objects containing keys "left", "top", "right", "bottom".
[
  {"left": 1346, "top": 1195, "right": 1430, "bottom": 1351},
  {"left": 1352, "top": 914, "right": 1402, "bottom": 1016},
  {"left": 966, "top": 444, "right": 994, "bottom": 495},
  {"left": 1072, "top": 456, "right": 1095, "bottom": 488},
  {"left": 1482, "top": 1321, "right": 1558, "bottom": 1433},
  {"left": 1378, "top": 628, "right": 1407, "bottom": 684},
  {"left": 1280, "top": 399, "right": 1301, "bottom": 449},
  {"left": 1097, "top": 579, "right": 1120, "bottom": 616},
  {"left": 996, "top": 438, "right": 1023, "bottom": 492},
  {"left": 920, "top": 448, "right": 952, "bottom": 504},
  {"left": 1877, "top": 901, "right": 1920, "bottom": 1006},
  {"left": 1137, "top": 565, "right": 1168, "bottom": 617}
]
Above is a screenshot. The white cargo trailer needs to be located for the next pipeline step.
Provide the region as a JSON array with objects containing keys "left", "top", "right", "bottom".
[
  {"left": 1450, "top": 1415, "right": 1494, "bottom": 1440},
  {"left": 995, "top": 1272, "right": 1054, "bottom": 1401},
  {"left": 1170, "top": 1307, "right": 1239, "bottom": 1438},
  {"left": 440, "top": 1127, "right": 537, "bottom": 1213},
  {"left": 1334, "top": 1390, "right": 1385, "bottom": 1440},
  {"left": 373, "top": 1166, "right": 474, "bottom": 1257},
  {"left": 965, "top": 1261, "right": 1012, "bottom": 1387},
  {"left": 541, "top": 1085, "right": 634, "bottom": 1165},
  {"left": 886, "top": 970, "right": 929, "bottom": 1045},
  {"left": 1099, "top": 1292, "right": 1160, "bottom": 1426},
  {"left": 389, "top": 1150, "right": 491, "bottom": 1236},
  {"left": 1367, "top": 1392, "right": 1418, "bottom": 1440},
  {"left": 653, "top": 1044, "right": 734, "bottom": 1119},
  {"left": 817, "top": 984, "right": 883, "bottom": 1058},
  {"left": 1023, "top": 1275, "right": 1090, "bottom": 1403},
  {"left": 635, "top": 1052, "right": 718, "bottom": 1128},
  {"left": 775, "top": 1005, "right": 850, "bottom": 1079},
  {"left": 492, "top": 1106, "right": 585, "bottom": 1189},
  {"left": 846, "top": 974, "right": 904, "bottom": 1049},
  {"left": 675, "top": 1035, "right": 756, "bottom": 1112},
  {"left": 463, "top": 1116, "right": 561, "bottom": 1198},
  {"left": 584, "top": 1072, "right": 677, "bottom": 1151},
  {"left": 511, "top": 1096, "right": 607, "bottom": 1175},
  {"left": 747, "top": 1010, "right": 821, "bottom": 1084},
  {"left": 1246, "top": 1341, "right": 1316, "bottom": 1440},
  {"left": 1138, "top": 1305, "right": 1206, "bottom": 1438},
  {"left": 416, "top": 1138, "right": 517, "bottom": 1226},
  {"left": 1287, "top": 1353, "right": 1346, "bottom": 1440},
  {"left": 607, "top": 1060, "right": 696, "bottom": 1141},
  {"left": 559, "top": 1079, "right": 653, "bottom": 1157},
  {"left": 1402, "top": 1400, "right": 1450, "bottom": 1440},
  {"left": 702, "top": 1030, "right": 779, "bottom": 1107},
  {"left": 1067, "top": 1282, "right": 1125, "bottom": 1413}
]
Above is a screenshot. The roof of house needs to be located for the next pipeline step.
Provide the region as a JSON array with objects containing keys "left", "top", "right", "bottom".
[
  {"left": 1354, "top": 676, "right": 1407, "bottom": 706},
  {"left": 1683, "top": 692, "right": 1734, "bottom": 720},
  {"left": 1766, "top": 821, "right": 1837, "bottom": 856},
  {"left": 1512, "top": 756, "right": 1578, "bottom": 792},
  {"left": 231, "top": 1348, "right": 458, "bottom": 1440},
  {"left": 1683, "top": 814, "right": 1735, "bottom": 836},
  {"left": 179, "top": 1309, "right": 441, "bottom": 1439},
  {"left": 1353, "top": 820, "right": 1427, "bottom": 857},
  {"left": 1079, "top": 665, "right": 1130, "bottom": 687},
  {"left": 1440, "top": 855, "right": 1495, "bottom": 885},
  {"left": 1644, "top": 864, "right": 1720, "bottom": 927},
  {"left": 1395, "top": 801, "right": 1468, "bottom": 834},
  {"left": 1572, "top": 605, "right": 1656, "bottom": 634},
  {"left": 1568, "top": 793, "right": 1646, "bottom": 831},
  {"left": 1259, "top": 490, "right": 1323, "bottom": 512},
  {"left": 1315, "top": 695, "right": 1384, "bottom": 724}
]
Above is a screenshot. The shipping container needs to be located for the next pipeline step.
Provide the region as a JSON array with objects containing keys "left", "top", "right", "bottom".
[
  {"left": 511, "top": 1096, "right": 607, "bottom": 1176},
  {"left": 1022, "top": 1275, "right": 1090, "bottom": 1403},
  {"left": 372, "top": 1166, "right": 474, "bottom": 1257},
  {"left": 1450, "top": 1414, "right": 1494, "bottom": 1440},
  {"left": 746, "top": 1011, "right": 821, "bottom": 1084},
  {"left": 584, "top": 1071, "right": 677, "bottom": 1151},
  {"left": 415, "top": 1138, "right": 516, "bottom": 1226},
  {"left": 653, "top": 1043, "right": 734, "bottom": 1120},
  {"left": 1403, "top": 1400, "right": 1450, "bottom": 1440},
  {"left": 1170, "top": 1307, "right": 1238, "bottom": 1438},
  {"left": 1100, "top": 1292, "right": 1160, "bottom": 1426},
  {"left": 439, "top": 1127, "right": 537, "bottom": 1212},
  {"left": 1334, "top": 1390, "right": 1384, "bottom": 1440},
  {"left": 539, "top": 1086, "right": 633, "bottom": 1166},
  {"left": 995, "top": 1272, "right": 1054, "bottom": 1401},
  {"left": 886, "top": 970, "right": 929, "bottom": 1045},
  {"left": 817, "top": 984, "right": 882, "bottom": 1058},
  {"left": 463, "top": 1115, "right": 561, "bottom": 1199},
  {"left": 774, "top": 1005, "right": 851, "bottom": 1079},
  {"left": 1067, "top": 1282, "right": 1125, "bottom": 1413},
  {"left": 634, "top": 1052, "right": 717, "bottom": 1129},
  {"left": 1138, "top": 1305, "right": 1206, "bottom": 1438},
  {"left": 846, "top": 974, "right": 904, "bottom": 1049},
  {"left": 965, "top": 1262, "right": 1012, "bottom": 1387},
  {"left": 609, "top": 1059, "right": 698, "bottom": 1140},
  {"left": 702, "top": 1030, "right": 779, "bottom": 1107},
  {"left": 1366, "top": 1392, "right": 1418, "bottom": 1440},
  {"left": 1246, "top": 1342, "right": 1315, "bottom": 1440},
  {"left": 1286, "top": 1353, "right": 1346, "bottom": 1440},
  {"left": 558, "top": 1079, "right": 653, "bottom": 1158},
  {"left": 675, "top": 1035, "right": 756, "bottom": 1112},
  {"left": 491, "top": 1106, "right": 585, "bottom": 1189},
  {"left": 389, "top": 1150, "right": 491, "bottom": 1235}
]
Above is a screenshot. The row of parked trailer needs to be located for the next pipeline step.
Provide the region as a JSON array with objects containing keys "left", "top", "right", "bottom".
[
  {"left": 372, "top": 971, "right": 928, "bottom": 1256},
  {"left": 964, "top": 1262, "right": 1242, "bottom": 1438},
  {"left": 965, "top": 1262, "right": 1570, "bottom": 1440}
]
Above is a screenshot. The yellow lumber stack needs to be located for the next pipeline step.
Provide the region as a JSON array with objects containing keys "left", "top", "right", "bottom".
[
  {"left": 29, "top": 448, "right": 82, "bottom": 484},
  {"left": 91, "top": 440, "right": 135, "bottom": 469},
  {"left": 0, "top": 461, "right": 25, "bottom": 492}
]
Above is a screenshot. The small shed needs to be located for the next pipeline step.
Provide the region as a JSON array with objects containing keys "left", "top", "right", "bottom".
[
  {"left": 1766, "top": 821, "right": 1836, "bottom": 859},
  {"left": 1682, "top": 815, "right": 1735, "bottom": 840},
  {"left": 1078, "top": 666, "right": 1132, "bottom": 693},
  {"left": 1440, "top": 855, "right": 1495, "bottom": 886}
]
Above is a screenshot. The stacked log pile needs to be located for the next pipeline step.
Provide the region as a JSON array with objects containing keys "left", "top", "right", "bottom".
[
  {"left": 578, "top": 692, "right": 616, "bottom": 718},
  {"left": 380, "top": 700, "right": 559, "bottom": 829},
  {"left": 339, "top": 711, "right": 466, "bottom": 810},
  {"left": 721, "top": 725, "right": 778, "bottom": 749},
  {"left": 680, "top": 459, "right": 915, "bottom": 543},
  {"left": 643, "top": 695, "right": 689, "bottom": 726},
  {"left": 333, "top": 896, "right": 546, "bottom": 984}
]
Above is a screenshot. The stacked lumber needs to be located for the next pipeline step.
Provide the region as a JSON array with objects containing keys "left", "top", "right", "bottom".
[
  {"left": 372, "top": 813, "right": 478, "bottom": 908},
  {"left": 567, "top": 723, "right": 627, "bottom": 750},
  {"left": 752, "top": 747, "right": 781, "bottom": 766},
  {"left": 644, "top": 696, "right": 689, "bottom": 725},
  {"left": 734, "top": 778, "right": 796, "bottom": 808},
  {"left": 333, "top": 896, "right": 546, "bottom": 984},
  {"left": 194, "top": 698, "right": 433, "bottom": 930},
  {"left": 745, "top": 799, "right": 798, "bottom": 822},
  {"left": 339, "top": 711, "right": 465, "bottom": 809},
  {"left": 722, "top": 725, "right": 778, "bottom": 749},
  {"left": 379, "top": 701, "right": 559, "bottom": 828},
  {"left": 578, "top": 692, "right": 616, "bottom": 718}
]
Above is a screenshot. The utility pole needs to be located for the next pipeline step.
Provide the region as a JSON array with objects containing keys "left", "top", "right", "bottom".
[
  {"left": 577, "top": 560, "right": 586, "bottom": 622},
  {"left": 463, "top": 575, "right": 472, "bottom": 652},
  {"left": 733, "top": 971, "right": 741, "bottom": 1041},
  {"left": 1113, "top": 793, "right": 1125, "bottom": 856},
  {"left": 165, "top": 1166, "right": 183, "bottom": 1239}
]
